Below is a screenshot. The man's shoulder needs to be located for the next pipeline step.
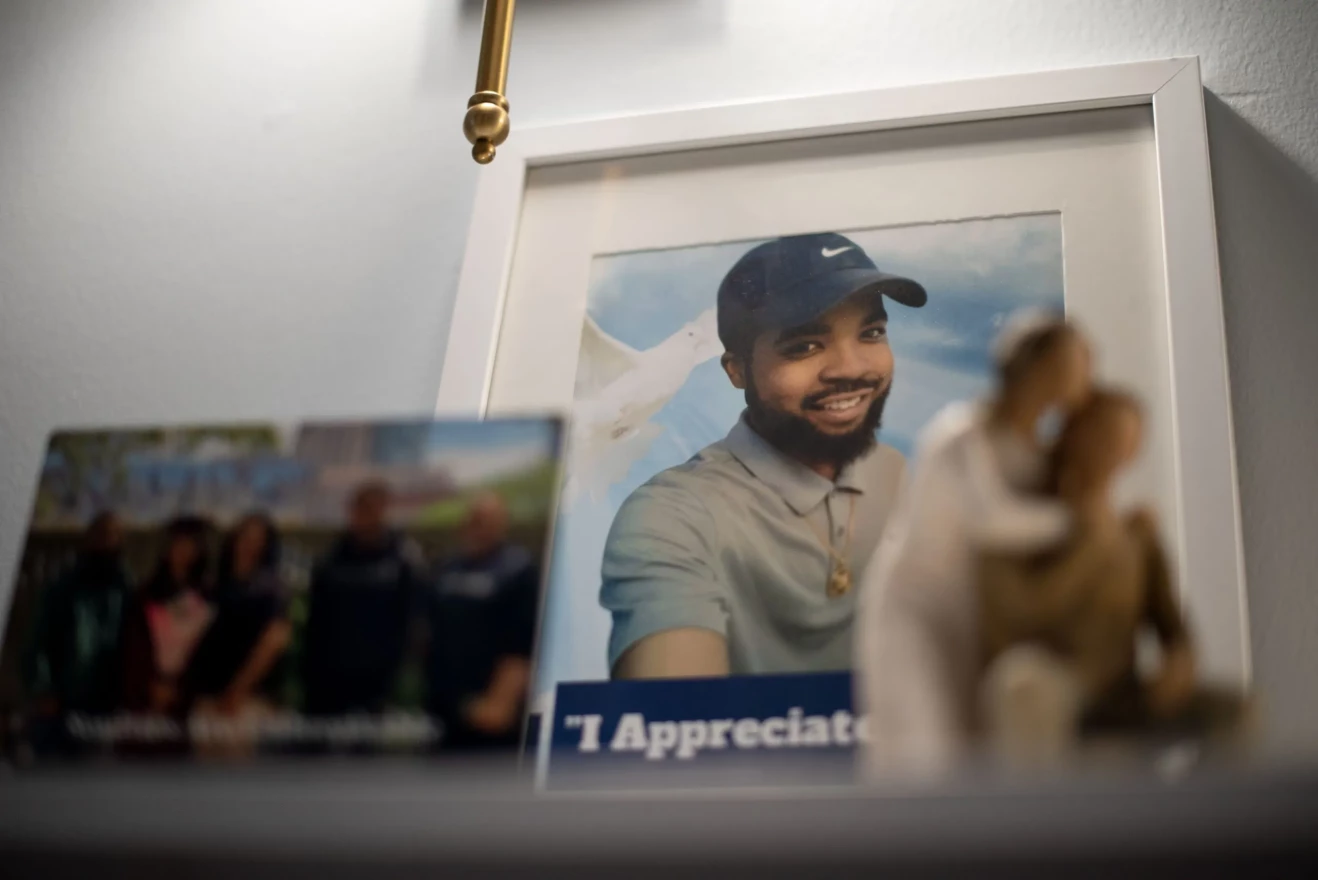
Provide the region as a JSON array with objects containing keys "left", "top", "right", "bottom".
[
  {"left": 496, "top": 543, "right": 536, "bottom": 577},
  {"left": 610, "top": 441, "right": 743, "bottom": 533},
  {"left": 851, "top": 438, "right": 904, "bottom": 473},
  {"left": 630, "top": 439, "right": 744, "bottom": 497},
  {"left": 397, "top": 534, "right": 427, "bottom": 570},
  {"left": 850, "top": 441, "right": 907, "bottom": 499},
  {"left": 872, "top": 441, "right": 906, "bottom": 470}
]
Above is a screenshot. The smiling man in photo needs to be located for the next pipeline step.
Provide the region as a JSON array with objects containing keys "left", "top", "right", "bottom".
[{"left": 600, "top": 232, "right": 927, "bottom": 679}]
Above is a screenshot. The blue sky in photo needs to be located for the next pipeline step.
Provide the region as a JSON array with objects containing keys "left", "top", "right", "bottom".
[
  {"left": 534, "top": 214, "right": 1065, "bottom": 701},
  {"left": 425, "top": 418, "right": 562, "bottom": 457},
  {"left": 364, "top": 418, "right": 562, "bottom": 489},
  {"left": 367, "top": 418, "right": 562, "bottom": 462}
]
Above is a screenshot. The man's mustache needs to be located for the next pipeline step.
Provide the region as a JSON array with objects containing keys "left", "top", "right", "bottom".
[{"left": 802, "top": 378, "right": 887, "bottom": 410}]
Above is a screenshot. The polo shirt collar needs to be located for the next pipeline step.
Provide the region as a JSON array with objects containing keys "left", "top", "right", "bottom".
[{"left": 724, "top": 413, "right": 867, "bottom": 516}]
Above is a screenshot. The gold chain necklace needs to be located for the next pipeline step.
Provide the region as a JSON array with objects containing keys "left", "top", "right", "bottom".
[{"left": 806, "top": 493, "right": 857, "bottom": 598}]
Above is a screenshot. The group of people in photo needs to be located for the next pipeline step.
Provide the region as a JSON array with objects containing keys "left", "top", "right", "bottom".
[{"left": 18, "top": 481, "right": 540, "bottom": 759}]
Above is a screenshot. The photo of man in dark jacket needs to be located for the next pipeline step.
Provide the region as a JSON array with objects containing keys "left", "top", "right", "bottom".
[
  {"left": 425, "top": 493, "right": 540, "bottom": 752},
  {"left": 301, "top": 482, "right": 425, "bottom": 721},
  {"left": 23, "top": 511, "right": 133, "bottom": 755}
]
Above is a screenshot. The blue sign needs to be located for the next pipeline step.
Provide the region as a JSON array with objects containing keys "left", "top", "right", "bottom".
[{"left": 546, "top": 672, "right": 864, "bottom": 791}]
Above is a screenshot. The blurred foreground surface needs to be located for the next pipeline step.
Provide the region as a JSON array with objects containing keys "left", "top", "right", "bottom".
[{"left": 3, "top": 757, "right": 1318, "bottom": 877}]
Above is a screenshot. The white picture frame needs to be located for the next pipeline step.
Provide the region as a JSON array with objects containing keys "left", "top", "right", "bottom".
[{"left": 435, "top": 57, "right": 1249, "bottom": 685}]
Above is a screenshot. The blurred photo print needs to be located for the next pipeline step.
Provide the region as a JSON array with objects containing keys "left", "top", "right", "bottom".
[
  {"left": 0, "top": 417, "right": 563, "bottom": 764},
  {"left": 539, "top": 214, "right": 1066, "bottom": 708}
]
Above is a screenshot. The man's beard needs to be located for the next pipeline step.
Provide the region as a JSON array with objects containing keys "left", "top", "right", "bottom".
[{"left": 745, "top": 377, "right": 889, "bottom": 472}]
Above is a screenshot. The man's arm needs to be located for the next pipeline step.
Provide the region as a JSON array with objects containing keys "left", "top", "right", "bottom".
[
  {"left": 465, "top": 656, "right": 533, "bottom": 735},
  {"left": 600, "top": 482, "right": 729, "bottom": 680},
  {"left": 612, "top": 628, "right": 729, "bottom": 679},
  {"left": 388, "top": 538, "right": 428, "bottom": 679},
  {"left": 960, "top": 429, "right": 1070, "bottom": 551},
  {"left": 119, "top": 599, "right": 156, "bottom": 712},
  {"left": 466, "top": 561, "right": 540, "bottom": 734},
  {"left": 299, "top": 563, "right": 329, "bottom": 709},
  {"left": 1135, "top": 512, "right": 1190, "bottom": 648},
  {"left": 978, "top": 525, "right": 1112, "bottom": 635},
  {"left": 1134, "top": 513, "right": 1195, "bottom": 717},
  {"left": 22, "top": 575, "right": 67, "bottom": 706}
]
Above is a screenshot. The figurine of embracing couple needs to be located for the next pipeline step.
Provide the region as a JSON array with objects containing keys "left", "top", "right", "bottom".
[{"left": 855, "top": 311, "right": 1251, "bottom": 780}]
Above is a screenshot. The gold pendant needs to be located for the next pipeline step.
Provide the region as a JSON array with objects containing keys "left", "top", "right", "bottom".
[{"left": 827, "top": 562, "right": 852, "bottom": 598}]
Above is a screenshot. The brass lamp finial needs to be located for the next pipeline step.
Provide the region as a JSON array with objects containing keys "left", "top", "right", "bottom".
[{"left": 465, "top": 0, "right": 516, "bottom": 165}]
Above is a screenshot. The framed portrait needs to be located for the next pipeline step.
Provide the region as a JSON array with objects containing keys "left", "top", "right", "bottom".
[{"left": 435, "top": 58, "right": 1247, "bottom": 786}]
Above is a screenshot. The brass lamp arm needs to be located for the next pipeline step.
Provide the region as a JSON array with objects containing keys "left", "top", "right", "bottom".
[{"left": 464, "top": 0, "right": 516, "bottom": 165}]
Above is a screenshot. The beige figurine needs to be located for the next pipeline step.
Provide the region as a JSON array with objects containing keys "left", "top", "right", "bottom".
[
  {"left": 977, "top": 388, "right": 1245, "bottom": 767},
  {"left": 855, "top": 312, "right": 1093, "bottom": 778}
]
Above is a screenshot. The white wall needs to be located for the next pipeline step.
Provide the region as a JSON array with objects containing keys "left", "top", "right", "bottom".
[{"left": 2, "top": 0, "right": 1315, "bottom": 742}]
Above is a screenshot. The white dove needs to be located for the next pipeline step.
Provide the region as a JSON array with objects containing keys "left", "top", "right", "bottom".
[{"left": 565, "top": 307, "right": 723, "bottom": 505}]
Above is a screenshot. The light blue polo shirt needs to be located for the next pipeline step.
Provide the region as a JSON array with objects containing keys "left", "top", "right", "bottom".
[{"left": 600, "top": 413, "right": 906, "bottom": 675}]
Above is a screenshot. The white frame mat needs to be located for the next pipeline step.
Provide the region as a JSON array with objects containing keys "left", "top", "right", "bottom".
[{"left": 435, "top": 58, "right": 1249, "bottom": 685}]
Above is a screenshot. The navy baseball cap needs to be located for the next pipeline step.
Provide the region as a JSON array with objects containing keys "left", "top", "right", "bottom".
[{"left": 716, "top": 232, "right": 927, "bottom": 354}]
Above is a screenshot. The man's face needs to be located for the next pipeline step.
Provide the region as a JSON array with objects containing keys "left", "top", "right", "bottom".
[
  {"left": 1060, "top": 399, "right": 1143, "bottom": 491},
  {"left": 1053, "top": 333, "right": 1093, "bottom": 414},
  {"left": 460, "top": 494, "right": 510, "bottom": 559},
  {"left": 349, "top": 489, "right": 390, "bottom": 542},
  {"left": 723, "top": 293, "right": 894, "bottom": 466},
  {"left": 1106, "top": 402, "right": 1144, "bottom": 471},
  {"left": 167, "top": 535, "right": 201, "bottom": 580},
  {"left": 88, "top": 515, "right": 123, "bottom": 555}
]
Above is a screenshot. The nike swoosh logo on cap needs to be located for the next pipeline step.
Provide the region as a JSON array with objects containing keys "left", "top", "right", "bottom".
[{"left": 821, "top": 246, "right": 853, "bottom": 258}]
